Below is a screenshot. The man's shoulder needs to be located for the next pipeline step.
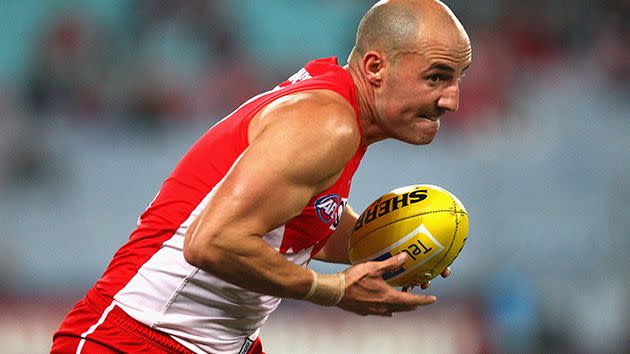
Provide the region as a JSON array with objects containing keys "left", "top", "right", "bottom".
[
  {"left": 253, "top": 89, "right": 361, "bottom": 150},
  {"left": 299, "top": 89, "right": 356, "bottom": 127},
  {"left": 245, "top": 88, "right": 362, "bottom": 189}
]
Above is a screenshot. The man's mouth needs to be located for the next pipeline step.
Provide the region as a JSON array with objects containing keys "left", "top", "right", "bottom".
[{"left": 419, "top": 115, "right": 440, "bottom": 122}]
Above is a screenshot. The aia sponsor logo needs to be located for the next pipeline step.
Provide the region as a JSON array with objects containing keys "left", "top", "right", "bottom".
[{"left": 314, "top": 194, "right": 346, "bottom": 230}]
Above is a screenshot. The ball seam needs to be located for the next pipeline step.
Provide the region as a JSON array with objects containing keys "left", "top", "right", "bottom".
[{"left": 430, "top": 195, "right": 461, "bottom": 274}]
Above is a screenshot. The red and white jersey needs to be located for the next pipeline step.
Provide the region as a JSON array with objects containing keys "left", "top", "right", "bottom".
[{"left": 89, "top": 57, "right": 366, "bottom": 353}]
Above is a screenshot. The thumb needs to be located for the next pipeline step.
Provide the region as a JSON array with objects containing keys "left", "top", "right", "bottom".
[{"left": 377, "top": 252, "right": 408, "bottom": 274}]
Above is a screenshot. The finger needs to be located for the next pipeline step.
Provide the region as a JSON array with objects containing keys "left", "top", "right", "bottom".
[
  {"left": 363, "top": 306, "right": 395, "bottom": 317},
  {"left": 375, "top": 309, "right": 393, "bottom": 317},
  {"left": 388, "top": 294, "right": 437, "bottom": 312},
  {"left": 441, "top": 267, "right": 452, "bottom": 278},
  {"left": 394, "top": 292, "right": 437, "bottom": 307},
  {"left": 403, "top": 283, "right": 420, "bottom": 292},
  {"left": 388, "top": 304, "right": 419, "bottom": 313},
  {"left": 376, "top": 253, "right": 408, "bottom": 274}
]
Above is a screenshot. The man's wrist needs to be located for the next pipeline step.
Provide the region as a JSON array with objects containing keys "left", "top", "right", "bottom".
[{"left": 302, "top": 269, "right": 346, "bottom": 306}]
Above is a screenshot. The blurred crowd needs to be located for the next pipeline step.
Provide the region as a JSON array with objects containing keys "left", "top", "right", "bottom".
[
  {"left": 8, "top": 1, "right": 260, "bottom": 125},
  {"left": 0, "top": 1, "right": 629, "bottom": 353},
  {"left": 1, "top": 0, "right": 628, "bottom": 190},
  {"left": 1, "top": 0, "right": 628, "bottom": 189}
]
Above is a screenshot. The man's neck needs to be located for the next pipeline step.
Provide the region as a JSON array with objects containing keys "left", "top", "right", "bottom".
[{"left": 344, "top": 61, "right": 387, "bottom": 147}]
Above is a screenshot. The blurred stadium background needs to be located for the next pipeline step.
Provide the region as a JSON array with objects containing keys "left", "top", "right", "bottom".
[{"left": 0, "top": 0, "right": 628, "bottom": 353}]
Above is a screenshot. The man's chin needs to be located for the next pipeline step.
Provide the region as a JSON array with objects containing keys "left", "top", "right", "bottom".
[
  {"left": 409, "top": 120, "right": 440, "bottom": 145},
  {"left": 401, "top": 133, "right": 437, "bottom": 145}
]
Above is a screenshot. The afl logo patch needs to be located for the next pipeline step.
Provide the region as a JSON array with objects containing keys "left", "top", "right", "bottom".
[
  {"left": 314, "top": 194, "right": 347, "bottom": 230},
  {"left": 314, "top": 194, "right": 341, "bottom": 223}
]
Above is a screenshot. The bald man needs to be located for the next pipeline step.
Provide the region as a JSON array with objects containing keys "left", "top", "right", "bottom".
[{"left": 51, "top": 1, "right": 472, "bottom": 353}]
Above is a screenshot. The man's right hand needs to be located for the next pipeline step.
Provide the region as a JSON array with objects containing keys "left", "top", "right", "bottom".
[{"left": 337, "top": 253, "right": 437, "bottom": 316}]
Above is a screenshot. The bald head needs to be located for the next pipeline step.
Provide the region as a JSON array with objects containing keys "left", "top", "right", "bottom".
[{"left": 350, "top": 0, "right": 469, "bottom": 62}]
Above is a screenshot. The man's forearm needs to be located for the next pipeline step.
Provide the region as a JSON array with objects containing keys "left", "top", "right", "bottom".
[{"left": 186, "top": 232, "right": 313, "bottom": 299}]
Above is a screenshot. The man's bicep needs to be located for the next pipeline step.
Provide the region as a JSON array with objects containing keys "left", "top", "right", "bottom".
[
  {"left": 211, "top": 145, "right": 320, "bottom": 235},
  {"left": 197, "top": 115, "right": 358, "bottom": 238}
]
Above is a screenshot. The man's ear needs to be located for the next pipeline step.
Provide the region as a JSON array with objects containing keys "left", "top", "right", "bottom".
[{"left": 363, "top": 51, "right": 385, "bottom": 86}]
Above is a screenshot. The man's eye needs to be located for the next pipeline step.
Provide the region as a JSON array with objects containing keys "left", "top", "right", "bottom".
[{"left": 428, "top": 74, "right": 443, "bottom": 83}]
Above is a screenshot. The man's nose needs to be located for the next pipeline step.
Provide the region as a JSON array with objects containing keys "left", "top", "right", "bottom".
[{"left": 437, "top": 84, "right": 460, "bottom": 112}]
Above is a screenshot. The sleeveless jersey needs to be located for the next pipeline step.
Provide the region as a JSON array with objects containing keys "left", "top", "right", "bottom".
[{"left": 85, "top": 57, "right": 366, "bottom": 353}]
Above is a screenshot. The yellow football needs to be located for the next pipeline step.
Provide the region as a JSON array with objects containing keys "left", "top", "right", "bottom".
[{"left": 348, "top": 184, "right": 469, "bottom": 287}]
